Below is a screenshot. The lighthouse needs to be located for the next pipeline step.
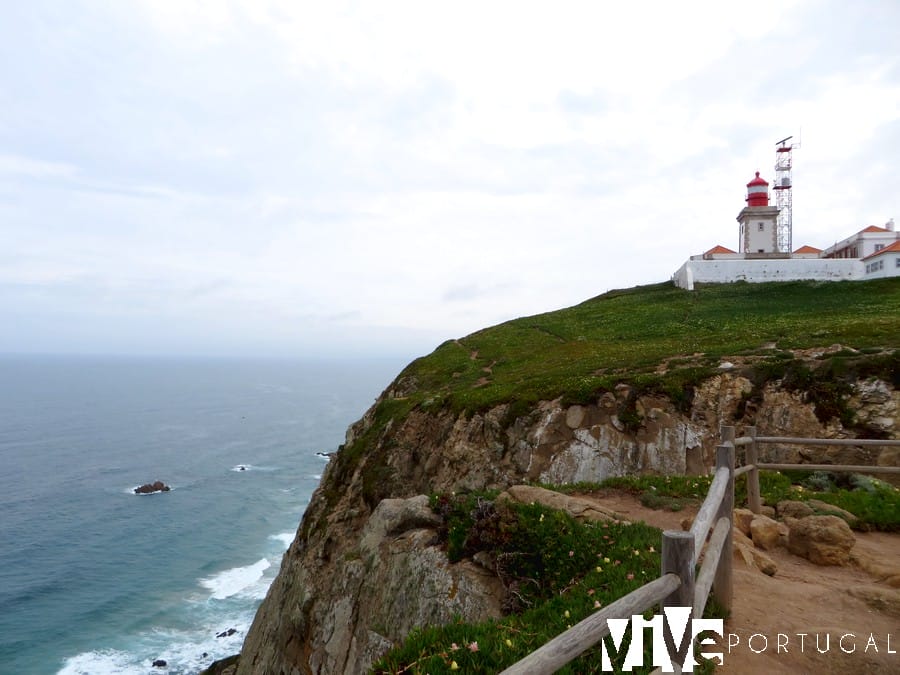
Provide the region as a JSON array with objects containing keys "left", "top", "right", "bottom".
[{"left": 737, "top": 171, "right": 781, "bottom": 255}]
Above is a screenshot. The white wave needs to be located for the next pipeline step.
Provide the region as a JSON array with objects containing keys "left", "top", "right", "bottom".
[
  {"left": 58, "top": 616, "right": 251, "bottom": 675},
  {"left": 231, "top": 464, "right": 278, "bottom": 472},
  {"left": 59, "top": 649, "right": 145, "bottom": 675},
  {"left": 199, "top": 559, "right": 270, "bottom": 600},
  {"left": 308, "top": 473, "right": 322, "bottom": 480},
  {"left": 269, "top": 532, "right": 294, "bottom": 549}
]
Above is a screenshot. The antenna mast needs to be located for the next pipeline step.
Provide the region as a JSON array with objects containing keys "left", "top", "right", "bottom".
[{"left": 773, "top": 136, "right": 798, "bottom": 253}]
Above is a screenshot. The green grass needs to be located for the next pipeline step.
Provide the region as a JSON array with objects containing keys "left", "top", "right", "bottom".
[
  {"left": 399, "top": 279, "right": 900, "bottom": 417},
  {"left": 567, "top": 472, "right": 900, "bottom": 532},
  {"left": 373, "top": 493, "right": 717, "bottom": 674}
]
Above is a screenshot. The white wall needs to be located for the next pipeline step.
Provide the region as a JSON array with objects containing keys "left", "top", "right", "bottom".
[
  {"left": 672, "top": 258, "right": 863, "bottom": 290},
  {"left": 863, "top": 253, "right": 900, "bottom": 279}
]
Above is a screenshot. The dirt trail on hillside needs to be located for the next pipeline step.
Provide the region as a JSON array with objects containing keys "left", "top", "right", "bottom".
[{"left": 578, "top": 490, "right": 900, "bottom": 674}]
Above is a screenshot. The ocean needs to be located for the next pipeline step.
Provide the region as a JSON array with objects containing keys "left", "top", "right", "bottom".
[{"left": 0, "top": 354, "right": 405, "bottom": 675}]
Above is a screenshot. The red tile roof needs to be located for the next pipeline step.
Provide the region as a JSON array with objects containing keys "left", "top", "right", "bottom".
[
  {"left": 793, "top": 245, "right": 822, "bottom": 254},
  {"left": 861, "top": 225, "right": 890, "bottom": 233},
  {"left": 862, "top": 240, "right": 900, "bottom": 260},
  {"left": 705, "top": 244, "right": 736, "bottom": 255}
]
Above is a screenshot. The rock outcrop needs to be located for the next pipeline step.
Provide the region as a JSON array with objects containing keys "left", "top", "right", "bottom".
[
  {"left": 236, "top": 369, "right": 897, "bottom": 675},
  {"left": 749, "top": 514, "right": 784, "bottom": 551},
  {"left": 134, "top": 481, "right": 170, "bottom": 494},
  {"left": 787, "top": 515, "right": 857, "bottom": 566}
]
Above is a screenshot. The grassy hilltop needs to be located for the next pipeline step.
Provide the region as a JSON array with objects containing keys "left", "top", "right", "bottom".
[{"left": 399, "top": 278, "right": 900, "bottom": 417}]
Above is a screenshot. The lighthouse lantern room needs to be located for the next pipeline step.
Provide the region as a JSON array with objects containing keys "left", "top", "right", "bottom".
[{"left": 737, "top": 171, "right": 780, "bottom": 255}]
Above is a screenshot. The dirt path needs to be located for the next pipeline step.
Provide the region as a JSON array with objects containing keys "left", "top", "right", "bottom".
[{"left": 577, "top": 490, "right": 900, "bottom": 674}]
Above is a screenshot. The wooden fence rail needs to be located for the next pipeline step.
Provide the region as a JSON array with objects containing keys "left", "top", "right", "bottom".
[
  {"left": 498, "top": 574, "right": 681, "bottom": 675},
  {"left": 736, "top": 427, "right": 900, "bottom": 514}
]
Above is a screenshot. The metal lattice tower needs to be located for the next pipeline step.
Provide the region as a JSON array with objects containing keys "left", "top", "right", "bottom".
[{"left": 773, "top": 136, "right": 797, "bottom": 253}]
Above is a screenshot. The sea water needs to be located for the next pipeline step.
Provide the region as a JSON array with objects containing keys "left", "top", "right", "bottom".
[{"left": 0, "top": 355, "right": 404, "bottom": 674}]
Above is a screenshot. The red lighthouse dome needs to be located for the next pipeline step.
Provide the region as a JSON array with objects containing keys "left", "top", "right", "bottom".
[{"left": 746, "top": 171, "right": 769, "bottom": 207}]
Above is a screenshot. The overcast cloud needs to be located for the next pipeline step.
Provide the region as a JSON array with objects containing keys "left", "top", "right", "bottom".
[{"left": 2, "top": 0, "right": 899, "bottom": 359}]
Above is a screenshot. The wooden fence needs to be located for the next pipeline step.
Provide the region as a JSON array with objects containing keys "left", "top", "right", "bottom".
[
  {"left": 500, "top": 426, "right": 900, "bottom": 674},
  {"left": 731, "top": 427, "right": 900, "bottom": 514}
]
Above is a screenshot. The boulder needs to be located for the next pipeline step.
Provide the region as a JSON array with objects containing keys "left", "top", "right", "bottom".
[
  {"left": 787, "top": 515, "right": 856, "bottom": 565},
  {"left": 777, "top": 500, "right": 814, "bottom": 520},
  {"left": 749, "top": 515, "right": 782, "bottom": 551},
  {"left": 733, "top": 508, "right": 754, "bottom": 536},
  {"left": 806, "top": 499, "right": 860, "bottom": 529},
  {"left": 134, "top": 481, "right": 170, "bottom": 494},
  {"left": 359, "top": 495, "right": 442, "bottom": 555},
  {"left": 733, "top": 529, "right": 777, "bottom": 576},
  {"left": 152, "top": 660, "right": 167, "bottom": 668}
]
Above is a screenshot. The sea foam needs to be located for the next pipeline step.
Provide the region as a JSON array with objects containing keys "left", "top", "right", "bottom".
[
  {"left": 58, "top": 615, "right": 251, "bottom": 675},
  {"left": 269, "top": 532, "right": 294, "bottom": 549},
  {"left": 199, "top": 559, "right": 271, "bottom": 600}
]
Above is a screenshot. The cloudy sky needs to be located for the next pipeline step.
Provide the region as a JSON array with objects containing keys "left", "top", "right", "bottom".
[{"left": 2, "top": 1, "right": 899, "bottom": 360}]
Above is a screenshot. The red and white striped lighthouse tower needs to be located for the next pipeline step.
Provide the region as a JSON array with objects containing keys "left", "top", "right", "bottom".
[
  {"left": 746, "top": 171, "right": 769, "bottom": 207},
  {"left": 737, "top": 171, "right": 780, "bottom": 255}
]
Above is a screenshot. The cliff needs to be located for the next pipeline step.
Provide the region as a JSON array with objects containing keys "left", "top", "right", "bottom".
[{"left": 233, "top": 280, "right": 900, "bottom": 674}]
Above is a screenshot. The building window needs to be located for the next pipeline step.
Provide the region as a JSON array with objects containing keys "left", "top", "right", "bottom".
[
  {"left": 896, "top": 258, "right": 900, "bottom": 268},
  {"left": 875, "top": 244, "right": 885, "bottom": 252},
  {"left": 758, "top": 223, "right": 765, "bottom": 231}
]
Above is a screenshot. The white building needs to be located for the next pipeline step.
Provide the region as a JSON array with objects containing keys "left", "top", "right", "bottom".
[
  {"left": 672, "top": 174, "right": 900, "bottom": 290},
  {"left": 862, "top": 240, "right": 900, "bottom": 279},
  {"left": 822, "top": 222, "right": 899, "bottom": 259}
]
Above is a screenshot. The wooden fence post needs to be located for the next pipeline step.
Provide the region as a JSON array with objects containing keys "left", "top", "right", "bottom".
[
  {"left": 720, "top": 425, "right": 735, "bottom": 446},
  {"left": 711, "top": 443, "right": 734, "bottom": 614},
  {"left": 746, "top": 426, "right": 761, "bottom": 514},
  {"left": 662, "top": 530, "right": 695, "bottom": 669},
  {"left": 662, "top": 531, "right": 695, "bottom": 608}
]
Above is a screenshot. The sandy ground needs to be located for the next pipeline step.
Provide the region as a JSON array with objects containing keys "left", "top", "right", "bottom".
[{"left": 579, "top": 490, "right": 900, "bottom": 674}]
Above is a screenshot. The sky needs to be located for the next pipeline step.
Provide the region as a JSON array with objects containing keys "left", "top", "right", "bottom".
[{"left": 2, "top": 1, "right": 899, "bottom": 360}]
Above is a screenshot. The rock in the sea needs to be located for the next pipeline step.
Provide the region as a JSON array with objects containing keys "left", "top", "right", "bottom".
[
  {"left": 216, "top": 628, "right": 238, "bottom": 638},
  {"left": 152, "top": 659, "right": 167, "bottom": 667},
  {"left": 134, "top": 481, "right": 170, "bottom": 494}
]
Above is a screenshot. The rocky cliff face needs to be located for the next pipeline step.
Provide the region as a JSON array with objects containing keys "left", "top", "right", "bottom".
[{"left": 236, "top": 368, "right": 898, "bottom": 675}]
